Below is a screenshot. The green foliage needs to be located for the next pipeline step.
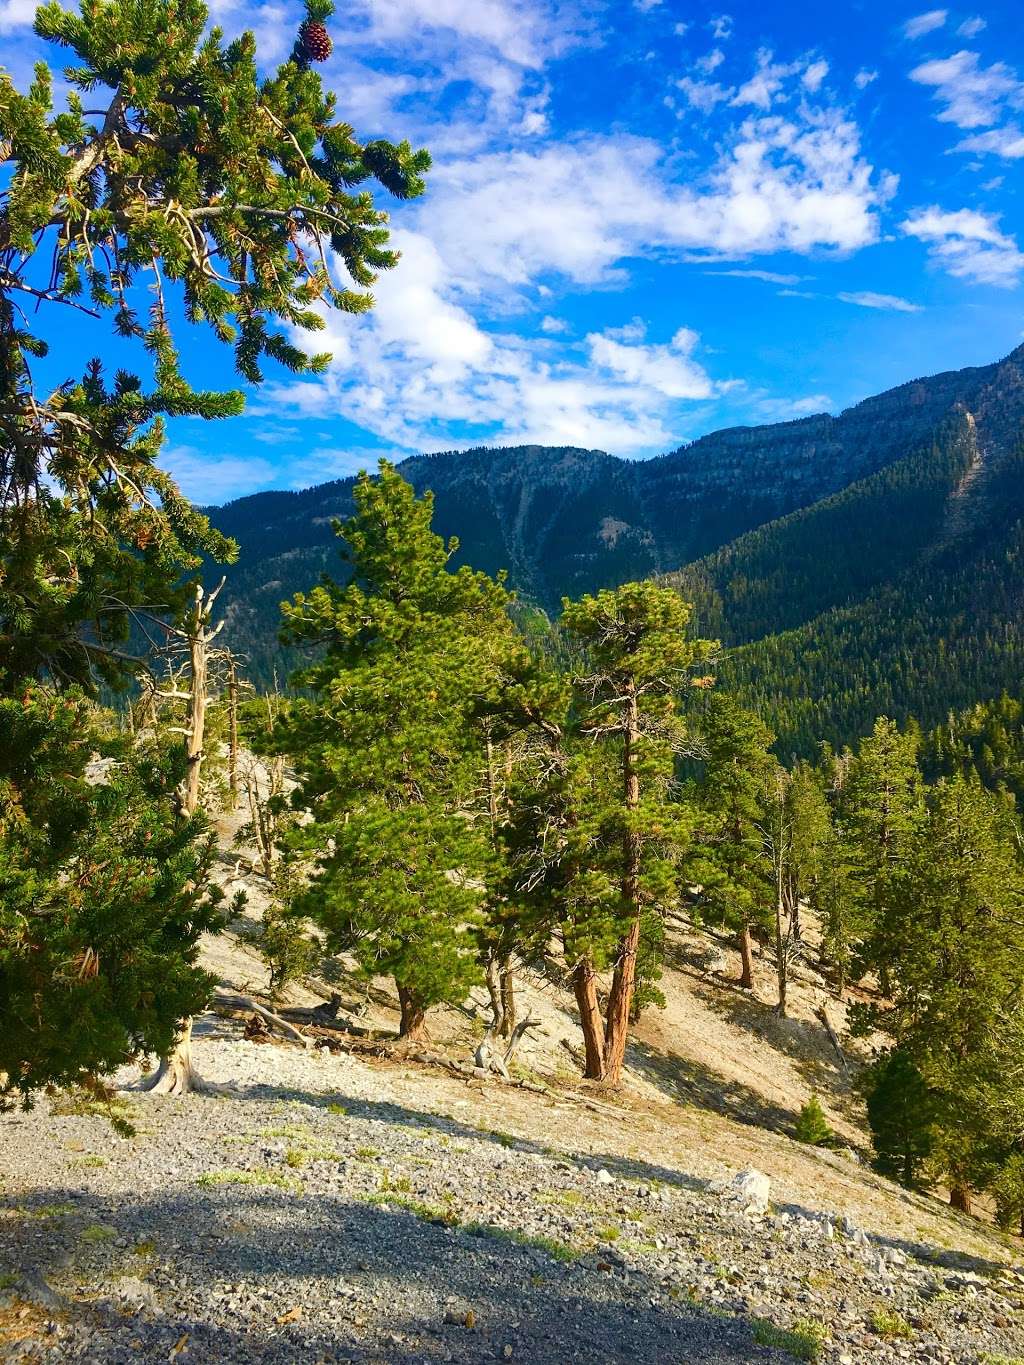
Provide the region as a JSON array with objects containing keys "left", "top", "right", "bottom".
[
  {"left": 280, "top": 462, "right": 517, "bottom": 1032},
  {"left": 256, "top": 886, "right": 320, "bottom": 999},
  {"left": 0, "top": 689, "right": 220, "bottom": 1104},
  {"left": 793, "top": 1095, "right": 835, "bottom": 1148},
  {"left": 688, "top": 692, "right": 776, "bottom": 943},
  {"left": 862, "top": 1049, "right": 938, "bottom": 1189},
  {"left": 750, "top": 1316, "right": 824, "bottom": 1361},
  {"left": 1, "top": 0, "right": 427, "bottom": 1099},
  {"left": 870, "top": 1308, "right": 913, "bottom": 1340}
]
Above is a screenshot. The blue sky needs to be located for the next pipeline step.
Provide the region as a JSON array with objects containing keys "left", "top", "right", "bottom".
[{"left": 4, "top": 0, "right": 1024, "bottom": 502}]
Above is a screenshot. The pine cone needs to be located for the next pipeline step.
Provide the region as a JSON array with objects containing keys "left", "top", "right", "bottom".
[{"left": 298, "top": 19, "right": 332, "bottom": 62}]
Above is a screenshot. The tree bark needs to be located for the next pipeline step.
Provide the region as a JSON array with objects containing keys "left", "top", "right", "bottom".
[
  {"left": 484, "top": 956, "right": 506, "bottom": 1035},
  {"left": 738, "top": 922, "right": 755, "bottom": 989},
  {"left": 138, "top": 1019, "right": 202, "bottom": 1095},
  {"left": 601, "top": 685, "right": 641, "bottom": 1087},
  {"left": 227, "top": 659, "right": 239, "bottom": 809},
  {"left": 949, "top": 1182, "right": 972, "bottom": 1214},
  {"left": 572, "top": 956, "right": 605, "bottom": 1080},
  {"left": 397, "top": 985, "right": 427, "bottom": 1040},
  {"left": 602, "top": 915, "right": 641, "bottom": 1085},
  {"left": 774, "top": 867, "right": 787, "bottom": 1018},
  {"left": 499, "top": 960, "right": 516, "bottom": 1039}
]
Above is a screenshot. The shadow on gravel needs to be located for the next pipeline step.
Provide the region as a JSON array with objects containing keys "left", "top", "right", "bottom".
[
  {"left": 0, "top": 1185, "right": 776, "bottom": 1364},
  {"left": 182, "top": 1084, "right": 708, "bottom": 1194}
]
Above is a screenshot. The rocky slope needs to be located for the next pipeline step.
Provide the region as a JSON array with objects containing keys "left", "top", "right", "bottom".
[{"left": 3, "top": 802, "right": 1023, "bottom": 1364}]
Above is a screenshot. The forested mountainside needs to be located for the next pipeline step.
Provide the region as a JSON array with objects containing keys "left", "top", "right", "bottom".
[{"left": 210, "top": 343, "right": 1024, "bottom": 747}]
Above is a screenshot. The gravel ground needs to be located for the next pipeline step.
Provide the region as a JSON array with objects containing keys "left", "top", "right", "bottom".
[{"left": 3, "top": 1027, "right": 1024, "bottom": 1364}]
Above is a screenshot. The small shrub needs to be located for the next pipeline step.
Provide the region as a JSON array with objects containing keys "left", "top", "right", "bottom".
[
  {"left": 79, "top": 1224, "right": 117, "bottom": 1243},
  {"left": 751, "top": 1317, "right": 823, "bottom": 1361},
  {"left": 870, "top": 1307, "right": 913, "bottom": 1339},
  {"left": 794, "top": 1095, "right": 835, "bottom": 1148},
  {"left": 256, "top": 901, "right": 320, "bottom": 998},
  {"left": 361, "top": 1192, "right": 458, "bottom": 1224},
  {"left": 596, "top": 1224, "right": 621, "bottom": 1242},
  {"left": 463, "top": 1222, "right": 579, "bottom": 1263}
]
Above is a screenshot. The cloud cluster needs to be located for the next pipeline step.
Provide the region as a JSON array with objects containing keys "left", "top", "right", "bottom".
[{"left": 902, "top": 207, "right": 1024, "bottom": 286}]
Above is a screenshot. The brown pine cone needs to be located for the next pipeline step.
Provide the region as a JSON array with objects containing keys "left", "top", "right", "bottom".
[{"left": 298, "top": 19, "right": 332, "bottom": 62}]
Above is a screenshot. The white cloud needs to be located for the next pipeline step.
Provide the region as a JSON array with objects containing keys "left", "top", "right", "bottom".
[
  {"left": 957, "top": 16, "right": 986, "bottom": 37},
  {"left": 802, "top": 60, "right": 829, "bottom": 93},
  {"left": 587, "top": 326, "right": 715, "bottom": 399},
  {"left": 708, "top": 14, "right": 733, "bottom": 40},
  {"left": 837, "top": 290, "right": 923, "bottom": 311},
  {"left": 732, "top": 49, "right": 801, "bottom": 110},
  {"left": 904, "top": 9, "right": 948, "bottom": 39},
  {"left": 272, "top": 233, "right": 726, "bottom": 456},
  {"left": 910, "top": 50, "right": 1021, "bottom": 129},
  {"left": 708, "top": 268, "right": 806, "bottom": 284},
  {"left": 421, "top": 115, "right": 891, "bottom": 301},
  {"left": 902, "top": 206, "right": 1024, "bottom": 286},
  {"left": 777, "top": 288, "right": 819, "bottom": 298},
  {"left": 854, "top": 69, "right": 878, "bottom": 90},
  {"left": 697, "top": 48, "right": 726, "bottom": 74},
  {"left": 351, "top": 0, "right": 567, "bottom": 69},
  {"left": 955, "top": 125, "right": 1024, "bottom": 158},
  {"left": 754, "top": 393, "right": 832, "bottom": 420},
  {"left": 676, "top": 76, "right": 734, "bottom": 111},
  {"left": 163, "top": 446, "right": 278, "bottom": 503},
  {"left": 0, "top": 0, "right": 35, "bottom": 31},
  {"left": 634, "top": 0, "right": 662, "bottom": 10},
  {"left": 540, "top": 315, "right": 570, "bottom": 333}
]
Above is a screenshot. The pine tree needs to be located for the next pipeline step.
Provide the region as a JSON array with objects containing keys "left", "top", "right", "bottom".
[
  {"left": 872, "top": 777, "right": 1024, "bottom": 1210},
  {"left": 562, "top": 582, "right": 715, "bottom": 1085},
  {"left": 280, "top": 463, "right": 516, "bottom": 1039},
  {"left": 794, "top": 1094, "right": 835, "bottom": 1147},
  {"left": 1, "top": 0, "right": 428, "bottom": 1098},
  {"left": 690, "top": 693, "right": 776, "bottom": 991},
  {"left": 862, "top": 1048, "right": 937, "bottom": 1188},
  {"left": 0, "top": 689, "right": 222, "bottom": 1105},
  {"left": 843, "top": 718, "right": 925, "bottom": 992}
]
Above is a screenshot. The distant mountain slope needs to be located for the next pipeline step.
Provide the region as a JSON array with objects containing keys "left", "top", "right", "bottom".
[{"left": 210, "top": 347, "right": 1024, "bottom": 685}]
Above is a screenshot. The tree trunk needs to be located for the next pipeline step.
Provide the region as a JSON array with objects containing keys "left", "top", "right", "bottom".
[
  {"left": 602, "top": 914, "right": 641, "bottom": 1086},
  {"left": 397, "top": 985, "right": 427, "bottom": 1040},
  {"left": 602, "top": 686, "right": 641, "bottom": 1087},
  {"left": 484, "top": 956, "right": 506, "bottom": 1035},
  {"left": 572, "top": 956, "right": 605, "bottom": 1080},
  {"left": 949, "top": 1182, "right": 972, "bottom": 1214},
  {"left": 227, "top": 660, "right": 239, "bottom": 809},
  {"left": 775, "top": 871, "right": 787, "bottom": 1018},
  {"left": 138, "top": 1019, "right": 202, "bottom": 1095},
  {"left": 738, "top": 922, "right": 755, "bottom": 989},
  {"left": 499, "top": 959, "right": 516, "bottom": 1039}
]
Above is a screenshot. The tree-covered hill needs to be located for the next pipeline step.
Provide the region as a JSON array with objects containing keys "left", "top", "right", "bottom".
[{"left": 210, "top": 343, "right": 1024, "bottom": 743}]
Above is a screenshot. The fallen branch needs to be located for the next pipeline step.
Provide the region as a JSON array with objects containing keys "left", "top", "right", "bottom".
[
  {"left": 212, "top": 989, "right": 312, "bottom": 1049},
  {"left": 816, "top": 1004, "right": 849, "bottom": 1074}
]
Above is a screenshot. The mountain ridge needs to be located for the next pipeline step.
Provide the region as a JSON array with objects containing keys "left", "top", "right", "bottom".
[{"left": 209, "top": 343, "right": 1024, "bottom": 747}]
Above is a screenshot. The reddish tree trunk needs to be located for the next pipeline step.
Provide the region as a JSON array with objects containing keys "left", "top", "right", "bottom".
[
  {"left": 602, "top": 914, "right": 641, "bottom": 1086},
  {"left": 738, "top": 922, "right": 755, "bottom": 989},
  {"left": 602, "top": 687, "right": 642, "bottom": 1087},
  {"left": 397, "top": 985, "right": 427, "bottom": 1040},
  {"left": 572, "top": 956, "right": 605, "bottom": 1080}
]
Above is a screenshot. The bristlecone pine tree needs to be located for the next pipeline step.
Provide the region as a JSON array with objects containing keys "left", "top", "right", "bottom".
[
  {"left": 0, "top": 0, "right": 428, "bottom": 1103},
  {"left": 280, "top": 463, "right": 518, "bottom": 1040},
  {"left": 561, "top": 582, "right": 715, "bottom": 1085}
]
